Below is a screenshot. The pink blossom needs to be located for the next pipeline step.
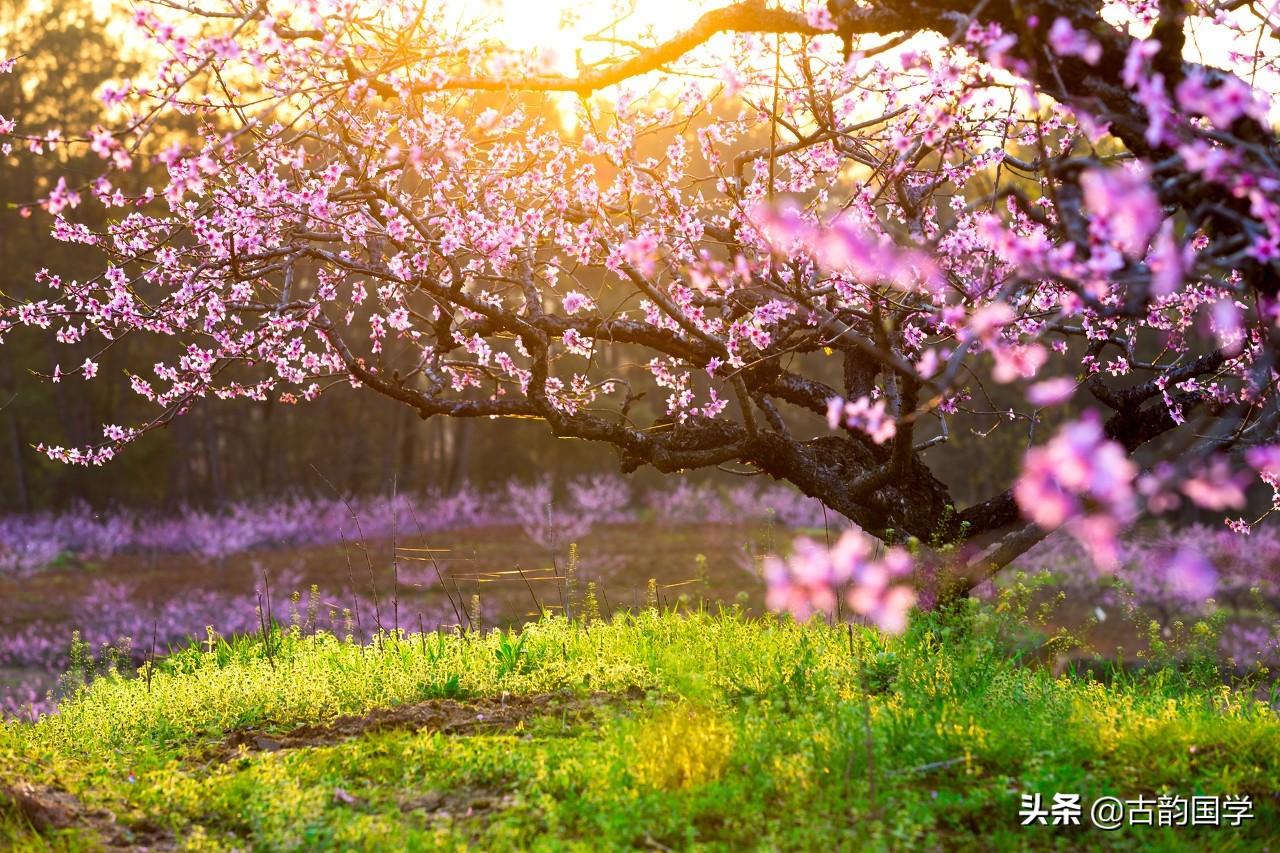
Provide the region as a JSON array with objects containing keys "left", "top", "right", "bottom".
[
  {"left": 386, "top": 307, "right": 411, "bottom": 331},
  {"left": 805, "top": 6, "right": 837, "bottom": 32},
  {"left": 1028, "top": 378, "right": 1076, "bottom": 407},
  {"left": 1176, "top": 72, "right": 1266, "bottom": 129},
  {"left": 89, "top": 128, "right": 116, "bottom": 159},
  {"left": 846, "top": 547, "right": 916, "bottom": 634},
  {"left": 1227, "top": 518, "right": 1252, "bottom": 535},
  {"left": 1048, "top": 18, "right": 1101, "bottom": 65},
  {"left": 1081, "top": 165, "right": 1160, "bottom": 258},
  {"left": 1148, "top": 219, "right": 1187, "bottom": 297},
  {"left": 561, "top": 291, "right": 595, "bottom": 315},
  {"left": 1071, "top": 514, "right": 1124, "bottom": 571},
  {"left": 620, "top": 234, "right": 660, "bottom": 277},
  {"left": 826, "top": 396, "right": 896, "bottom": 444},
  {"left": 1210, "top": 299, "right": 1243, "bottom": 353},
  {"left": 818, "top": 219, "right": 942, "bottom": 291},
  {"left": 1249, "top": 235, "right": 1280, "bottom": 263},
  {"left": 752, "top": 205, "right": 942, "bottom": 292},
  {"left": 1181, "top": 458, "right": 1248, "bottom": 511},
  {"left": 766, "top": 527, "right": 915, "bottom": 633},
  {"left": 562, "top": 328, "right": 592, "bottom": 356},
  {"left": 963, "top": 303, "right": 1014, "bottom": 344},
  {"left": 992, "top": 343, "right": 1047, "bottom": 383},
  {"left": 915, "top": 349, "right": 941, "bottom": 379},
  {"left": 1123, "top": 39, "right": 1160, "bottom": 89},
  {"left": 1247, "top": 445, "right": 1280, "bottom": 482},
  {"left": 1015, "top": 413, "right": 1137, "bottom": 568},
  {"left": 44, "top": 177, "right": 81, "bottom": 216},
  {"left": 718, "top": 63, "right": 745, "bottom": 97}
]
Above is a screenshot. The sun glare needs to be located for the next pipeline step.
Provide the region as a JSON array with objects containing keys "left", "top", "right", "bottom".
[{"left": 465, "top": 0, "right": 714, "bottom": 77}]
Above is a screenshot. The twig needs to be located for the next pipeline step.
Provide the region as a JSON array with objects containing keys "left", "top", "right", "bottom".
[
  {"left": 338, "top": 530, "right": 363, "bottom": 638},
  {"left": 515, "top": 564, "right": 544, "bottom": 616},
  {"left": 391, "top": 474, "right": 400, "bottom": 635},
  {"left": 146, "top": 618, "right": 158, "bottom": 693},
  {"left": 258, "top": 572, "right": 275, "bottom": 672},
  {"left": 849, "top": 623, "right": 876, "bottom": 816},
  {"left": 311, "top": 463, "right": 381, "bottom": 632},
  {"left": 403, "top": 499, "right": 466, "bottom": 632}
]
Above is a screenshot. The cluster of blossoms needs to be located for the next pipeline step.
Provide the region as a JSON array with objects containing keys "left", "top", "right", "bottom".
[
  {"left": 1014, "top": 414, "right": 1137, "bottom": 569},
  {"left": 826, "top": 395, "right": 896, "bottom": 444},
  {"left": 765, "top": 528, "right": 915, "bottom": 634},
  {"left": 1243, "top": 446, "right": 1280, "bottom": 524}
]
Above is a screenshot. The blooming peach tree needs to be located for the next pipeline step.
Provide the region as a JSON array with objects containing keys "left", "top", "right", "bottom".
[{"left": 3, "top": 0, "right": 1280, "bottom": 616}]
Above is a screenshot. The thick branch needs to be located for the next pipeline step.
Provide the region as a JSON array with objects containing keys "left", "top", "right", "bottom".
[{"left": 360, "top": 3, "right": 819, "bottom": 97}]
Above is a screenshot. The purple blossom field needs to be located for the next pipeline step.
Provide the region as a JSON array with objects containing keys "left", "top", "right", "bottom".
[
  {"left": 0, "top": 476, "right": 835, "bottom": 718},
  {"left": 5, "top": 475, "right": 1279, "bottom": 722}
]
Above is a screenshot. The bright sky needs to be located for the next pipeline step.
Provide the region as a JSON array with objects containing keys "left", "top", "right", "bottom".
[
  {"left": 470, "top": 0, "right": 714, "bottom": 76},
  {"left": 434, "top": 0, "right": 743, "bottom": 133},
  {"left": 455, "top": 0, "right": 727, "bottom": 78}
]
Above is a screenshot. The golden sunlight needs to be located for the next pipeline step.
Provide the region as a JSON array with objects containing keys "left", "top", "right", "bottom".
[{"left": 463, "top": 0, "right": 715, "bottom": 76}]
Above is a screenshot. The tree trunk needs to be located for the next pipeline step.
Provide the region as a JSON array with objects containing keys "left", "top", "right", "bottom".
[
  {"left": 445, "top": 419, "right": 472, "bottom": 495},
  {"left": 397, "top": 404, "right": 418, "bottom": 490},
  {"left": 6, "top": 408, "right": 30, "bottom": 512},
  {"left": 201, "top": 406, "right": 225, "bottom": 506}
]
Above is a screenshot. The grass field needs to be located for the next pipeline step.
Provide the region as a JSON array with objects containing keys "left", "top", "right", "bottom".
[{"left": 2, "top": 602, "right": 1278, "bottom": 850}]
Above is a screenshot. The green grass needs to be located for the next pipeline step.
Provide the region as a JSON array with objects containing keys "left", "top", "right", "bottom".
[{"left": 1, "top": 605, "right": 1278, "bottom": 850}]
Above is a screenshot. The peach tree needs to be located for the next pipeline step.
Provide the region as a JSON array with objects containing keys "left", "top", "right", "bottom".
[{"left": 3, "top": 0, "right": 1280, "bottom": 612}]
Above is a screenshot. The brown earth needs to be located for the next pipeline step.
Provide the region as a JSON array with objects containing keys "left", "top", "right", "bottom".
[
  {"left": 207, "top": 688, "right": 646, "bottom": 763},
  {"left": 0, "top": 781, "right": 174, "bottom": 850}
]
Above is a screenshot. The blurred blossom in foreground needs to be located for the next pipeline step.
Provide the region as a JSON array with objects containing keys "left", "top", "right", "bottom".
[
  {"left": 765, "top": 527, "right": 915, "bottom": 634},
  {"left": 1015, "top": 412, "right": 1137, "bottom": 569},
  {"left": 826, "top": 395, "right": 897, "bottom": 444}
]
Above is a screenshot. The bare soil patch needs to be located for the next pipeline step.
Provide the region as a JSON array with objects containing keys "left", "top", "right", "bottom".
[
  {"left": 210, "top": 688, "right": 643, "bottom": 761},
  {"left": 0, "top": 781, "right": 174, "bottom": 850},
  {"left": 398, "top": 786, "right": 522, "bottom": 820}
]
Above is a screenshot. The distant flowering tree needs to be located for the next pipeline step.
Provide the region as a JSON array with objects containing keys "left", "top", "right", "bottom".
[{"left": 3, "top": 0, "right": 1280, "bottom": 598}]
